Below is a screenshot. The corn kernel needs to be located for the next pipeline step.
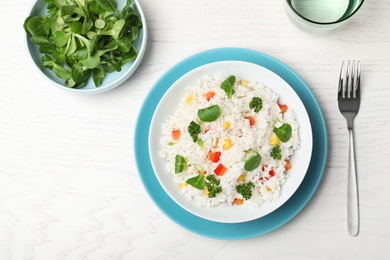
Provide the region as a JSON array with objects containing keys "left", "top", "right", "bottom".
[
  {"left": 186, "top": 96, "right": 193, "bottom": 104},
  {"left": 266, "top": 186, "right": 272, "bottom": 192},
  {"left": 270, "top": 133, "right": 279, "bottom": 146},
  {"left": 180, "top": 183, "right": 188, "bottom": 189},
  {"left": 223, "top": 121, "right": 230, "bottom": 129},
  {"left": 241, "top": 80, "right": 248, "bottom": 87},
  {"left": 237, "top": 174, "right": 245, "bottom": 182},
  {"left": 223, "top": 139, "right": 231, "bottom": 150},
  {"left": 204, "top": 187, "right": 209, "bottom": 196}
]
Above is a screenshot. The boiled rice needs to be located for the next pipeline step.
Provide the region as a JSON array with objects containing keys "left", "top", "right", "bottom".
[{"left": 159, "top": 74, "right": 300, "bottom": 208}]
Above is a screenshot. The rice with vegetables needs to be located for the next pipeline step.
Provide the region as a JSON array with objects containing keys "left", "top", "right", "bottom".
[{"left": 159, "top": 74, "right": 300, "bottom": 208}]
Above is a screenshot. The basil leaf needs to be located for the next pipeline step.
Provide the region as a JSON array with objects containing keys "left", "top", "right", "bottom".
[
  {"left": 220, "top": 75, "right": 236, "bottom": 99},
  {"left": 244, "top": 150, "right": 261, "bottom": 171},
  {"left": 198, "top": 105, "right": 220, "bottom": 122},
  {"left": 186, "top": 172, "right": 205, "bottom": 190},
  {"left": 273, "top": 123, "right": 292, "bottom": 143},
  {"left": 174, "top": 154, "right": 187, "bottom": 174}
]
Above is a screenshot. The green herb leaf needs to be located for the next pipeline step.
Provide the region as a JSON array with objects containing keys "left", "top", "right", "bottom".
[
  {"left": 92, "top": 67, "right": 105, "bottom": 87},
  {"left": 71, "top": 64, "right": 90, "bottom": 83},
  {"left": 54, "top": 31, "right": 69, "bottom": 47},
  {"left": 110, "top": 19, "right": 126, "bottom": 40},
  {"left": 236, "top": 181, "right": 255, "bottom": 200},
  {"left": 270, "top": 145, "right": 282, "bottom": 160},
  {"left": 186, "top": 172, "right": 205, "bottom": 190},
  {"left": 197, "top": 105, "right": 220, "bottom": 122},
  {"left": 197, "top": 139, "right": 204, "bottom": 149},
  {"left": 25, "top": 16, "right": 50, "bottom": 37},
  {"left": 188, "top": 121, "right": 201, "bottom": 143},
  {"left": 81, "top": 54, "right": 101, "bottom": 69},
  {"left": 244, "top": 150, "right": 261, "bottom": 171},
  {"left": 273, "top": 123, "right": 292, "bottom": 143},
  {"left": 249, "top": 97, "right": 263, "bottom": 113},
  {"left": 220, "top": 75, "right": 236, "bottom": 99},
  {"left": 175, "top": 154, "right": 187, "bottom": 174},
  {"left": 205, "top": 175, "right": 222, "bottom": 198},
  {"left": 30, "top": 36, "right": 51, "bottom": 45},
  {"left": 98, "top": 0, "right": 118, "bottom": 12}
]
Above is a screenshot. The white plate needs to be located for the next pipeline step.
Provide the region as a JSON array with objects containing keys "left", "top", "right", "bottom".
[{"left": 148, "top": 61, "right": 313, "bottom": 223}]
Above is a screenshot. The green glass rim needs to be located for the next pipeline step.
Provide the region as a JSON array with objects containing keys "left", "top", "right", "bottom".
[{"left": 286, "top": 0, "right": 365, "bottom": 25}]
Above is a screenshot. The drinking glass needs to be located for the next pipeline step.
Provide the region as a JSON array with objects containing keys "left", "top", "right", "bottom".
[{"left": 285, "top": 0, "right": 365, "bottom": 34}]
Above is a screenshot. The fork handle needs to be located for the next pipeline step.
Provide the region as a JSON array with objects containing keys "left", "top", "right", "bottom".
[{"left": 347, "top": 128, "right": 359, "bottom": 236}]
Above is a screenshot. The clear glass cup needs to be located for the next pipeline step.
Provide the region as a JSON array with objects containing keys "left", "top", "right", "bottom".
[{"left": 285, "top": 0, "right": 365, "bottom": 34}]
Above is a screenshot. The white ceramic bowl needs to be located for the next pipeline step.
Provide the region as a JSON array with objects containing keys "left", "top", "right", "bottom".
[
  {"left": 25, "top": 0, "right": 147, "bottom": 94},
  {"left": 149, "top": 61, "right": 313, "bottom": 223}
]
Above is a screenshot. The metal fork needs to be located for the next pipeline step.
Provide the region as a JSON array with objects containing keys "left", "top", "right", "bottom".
[{"left": 338, "top": 60, "right": 361, "bottom": 236}]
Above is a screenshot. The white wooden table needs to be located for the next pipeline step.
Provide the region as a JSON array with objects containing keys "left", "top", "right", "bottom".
[{"left": 1, "top": 0, "right": 389, "bottom": 259}]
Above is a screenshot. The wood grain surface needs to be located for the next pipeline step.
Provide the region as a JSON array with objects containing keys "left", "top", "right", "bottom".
[{"left": 0, "top": 0, "right": 389, "bottom": 259}]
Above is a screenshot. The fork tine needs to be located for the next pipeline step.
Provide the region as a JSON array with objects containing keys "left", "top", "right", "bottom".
[
  {"left": 354, "top": 61, "right": 361, "bottom": 98},
  {"left": 338, "top": 60, "right": 361, "bottom": 99},
  {"left": 346, "top": 61, "right": 352, "bottom": 98},
  {"left": 338, "top": 61, "right": 345, "bottom": 99},
  {"left": 348, "top": 61, "right": 355, "bottom": 98}
]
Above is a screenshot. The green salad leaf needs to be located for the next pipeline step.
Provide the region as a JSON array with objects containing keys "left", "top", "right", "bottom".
[
  {"left": 220, "top": 75, "right": 236, "bottom": 99},
  {"left": 273, "top": 123, "right": 292, "bottom": 143},
  {"left": 186, "top": 172, "right": 205, "bottom": 190},
  {"left": 197, "top": 105, "right": 220, "bottom": 122},
  {"left": 175, "top": 154, "right": 187, "bottom": 174},
  {"left": 244, "top": 150, "right": 261, "bottom": 171},
  {"left": 23, "top": 0, "right": 142, "bottom": 88}
]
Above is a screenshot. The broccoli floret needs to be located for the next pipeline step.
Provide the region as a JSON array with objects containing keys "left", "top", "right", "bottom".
[
  {"left": 270, "top": 145, "right": 282, "bottom": 160},
  {"left": 236, "top": 181, "right": 255, "bottom": 200},
  {"left": 187, "top": 121, "right": 201, "bottom": 142},
  {"left": 205, "top": 175, "right": 222, "bottom": 198},
  {"left": 249, "top": 97, "right": 263, "bottom": 113}
]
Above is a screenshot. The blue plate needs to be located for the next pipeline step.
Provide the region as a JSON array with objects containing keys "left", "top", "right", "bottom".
[{"left": 134, "top": 48, "right": 328, "bottom": 240}]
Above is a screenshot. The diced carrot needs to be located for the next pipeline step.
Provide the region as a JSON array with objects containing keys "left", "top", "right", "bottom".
[
  {"left": 172, "top": 129, "right": 181, "bottom": 140},
  {"left": 214, "top": 163, "right": 227, "bottom": 176},
  {"left": 233, "top": 198, "right": 244, "bottom": 205},
  {"left": 245, "top": 116, "right": 255, "bottom": 126},
  {"left": 206, "top": 91, "right": 215, "bottom": 101},
  {"left": 209, "top": 151, "right": 221, "bottom": 163},
  {"left": 284, "top": 160, "right": 291, "bottom": 170},
  {"left": 278, "top": 104, "right": 288, "bottom": 113}
]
